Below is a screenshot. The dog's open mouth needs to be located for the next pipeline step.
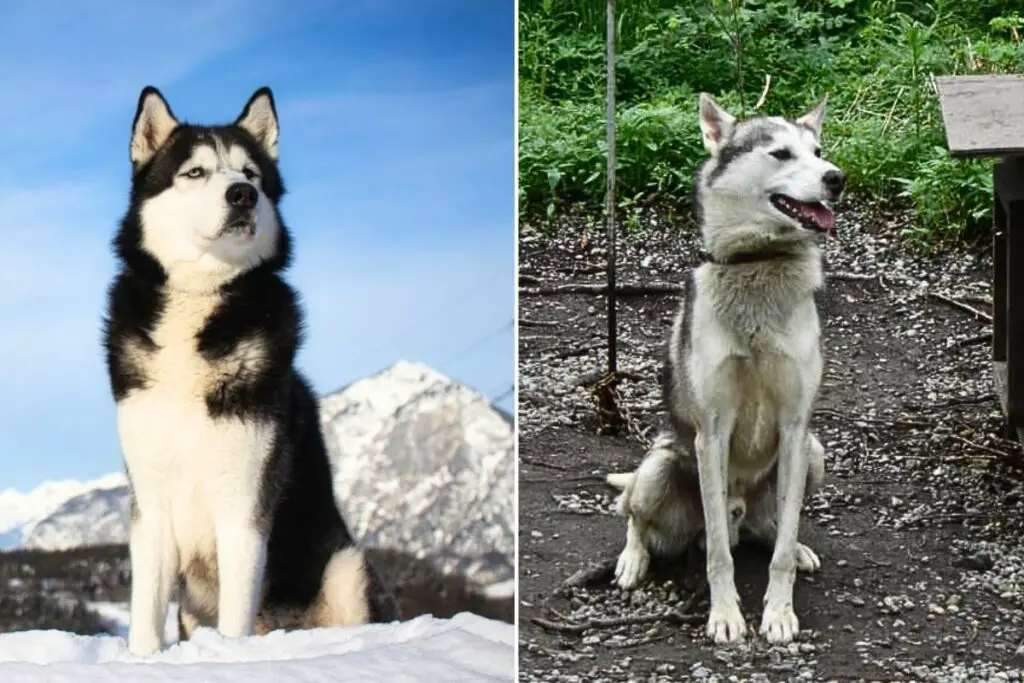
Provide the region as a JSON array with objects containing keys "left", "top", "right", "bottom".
[
  {"left": 220, "top": 220, "right": 256, "bottom": 238},
  {"left": 770, "top": 194, "right": 835, "bottom": 233}
]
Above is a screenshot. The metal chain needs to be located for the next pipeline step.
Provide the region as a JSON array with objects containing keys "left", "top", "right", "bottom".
[
  {"left": 613, "top": 381, "right": 653, "bottom": 447},
  {"left": 591, "top": 371, "right": 653, "bottom": 447}
]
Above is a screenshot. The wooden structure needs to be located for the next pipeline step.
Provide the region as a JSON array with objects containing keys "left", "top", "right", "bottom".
[{"left": 936, "top": 74, "right": 1024, "bottom": 441}]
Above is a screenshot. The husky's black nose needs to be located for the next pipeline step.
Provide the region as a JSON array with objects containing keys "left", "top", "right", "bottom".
[
  {"left": 226, "top": 182, "right": 258, "bottom": 209},
  {"left": 822, "top": 170, "right": 846, "bottom": 197}
]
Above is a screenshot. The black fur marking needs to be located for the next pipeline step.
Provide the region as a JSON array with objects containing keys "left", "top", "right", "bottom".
[
  {"left": 199, "top": 273, "right": 302, "bottom": 421},
  {"left": 257, "top": 373, "right": 399, "bottom": 621},
  {"left": 662, "top": 269, "right": 697, "bottom": 442},
  {"left": 103, "top": 273, "right": 164, "bottom": 401},
  {"left": 706, "top": 121, "right": 779, "bottom": 185},
  {"left": 176, "top": 606, "right": 190, "bottom": 640},
  {"left": 691, "top": 159, "right": 708, "bottom": 224},
  {"left": 364, "top": 560, "right": 400, "bottom": 622}
]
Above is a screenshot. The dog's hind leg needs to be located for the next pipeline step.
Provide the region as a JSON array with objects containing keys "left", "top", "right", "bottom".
[
  {"left": 613, "top": 434, "right": 701, "bottom": 588},
  {"left": 615, "top": 515, "right": 652, "bottom": 590}
]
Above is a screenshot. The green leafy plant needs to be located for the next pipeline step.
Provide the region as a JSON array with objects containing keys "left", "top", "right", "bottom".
[{"left": 519, "top": 0, "right": 1022, "bottom": 245}]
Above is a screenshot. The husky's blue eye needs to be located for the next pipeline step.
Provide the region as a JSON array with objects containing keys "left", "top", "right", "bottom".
[
  {"left": 770, "top": 149, "right": 793, "bottom": 161},
  {"left": 183, "top": 167, "right": 205, "bottom": 179}
]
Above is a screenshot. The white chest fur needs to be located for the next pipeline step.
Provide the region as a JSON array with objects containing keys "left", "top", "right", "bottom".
[
  {"left": 689, "top": 277, "right": 822, "bottom": 481},
  {"left": 116, "top": 289, "right": 274, "bottom": 556}
]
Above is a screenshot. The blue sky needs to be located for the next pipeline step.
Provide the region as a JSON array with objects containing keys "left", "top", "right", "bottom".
[{"left": 0, "top": 0, "right": 514, "bottom": 491}]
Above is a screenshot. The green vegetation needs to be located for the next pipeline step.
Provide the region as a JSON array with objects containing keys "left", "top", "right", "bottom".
[{"left": 519, "top": 0, "right": 1023, "bottom": 244}]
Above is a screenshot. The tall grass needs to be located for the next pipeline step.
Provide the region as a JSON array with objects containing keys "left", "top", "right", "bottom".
[{"left": 519, "top": 0, "right": 1023, "bottom": 244}]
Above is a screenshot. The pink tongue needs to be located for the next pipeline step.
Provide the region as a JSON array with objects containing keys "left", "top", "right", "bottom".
[{"left": 796, "top": 201, "right": 835, "bottom": 231}]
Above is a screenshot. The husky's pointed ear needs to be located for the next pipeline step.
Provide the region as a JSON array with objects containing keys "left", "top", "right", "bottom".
[
  {"left": 698, "top": 93, "right": 735, "bottom": 155},
  {"left": 130, "top": 86, "right": 179, "bottom": 167},
  {"left": 796, "top": 94, "right": 828, "bottom": 140},
  {"left": 236, "top": 87, "right": 279, "bottom": 160}
]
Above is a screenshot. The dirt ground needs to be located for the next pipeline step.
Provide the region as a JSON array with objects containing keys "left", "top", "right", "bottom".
[{"left": 517, "top": 202, "right": 1024, "bottom": 682}]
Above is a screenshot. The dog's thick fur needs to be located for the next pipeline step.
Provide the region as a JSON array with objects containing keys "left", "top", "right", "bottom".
[
  {"left": 607, "top": 93, "right": 845, "bottom": 646},
  {"left": 103, "top": 86, "right": 397, "bottom": 655}
]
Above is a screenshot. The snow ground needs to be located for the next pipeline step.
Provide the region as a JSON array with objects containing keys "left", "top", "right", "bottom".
[
  {"left": 89, "top": 601, "right": 180, "bottom": 643},
  {"left": 0, "top": 610, "right": 513, "bottom": 681}
]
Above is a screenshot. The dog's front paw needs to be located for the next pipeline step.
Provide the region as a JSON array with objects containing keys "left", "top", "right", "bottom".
[
  {"left": 614, "top": 544, "right": 649, "bottom": 589},
  {"left": 128, "top": 629, "right": 163, "bottom": 657},
  {"left": 796, "top": 542, "right": 820, "bottom": 572},
  {"left": 706, "top": 600, "right": 746, "bottom": 644},
  {"left": 759, "top": 603, "right": 799, "bottom": 644}
]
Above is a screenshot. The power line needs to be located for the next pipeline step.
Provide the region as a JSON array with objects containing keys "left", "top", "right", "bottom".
[
  {"left": 436, "top": 318, "right": 513, "bottom": 370},
  {"left": 489, "top": 385, "right": 514, "bottom": 405}
]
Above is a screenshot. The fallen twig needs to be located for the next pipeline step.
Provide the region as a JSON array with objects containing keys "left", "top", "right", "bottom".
[
  {"left": 554, "top": 342, "right": 603, "bottom": 360},
  {"left": 956, "top": 332, "right": 992, "bottom": 347},
  {"left": 864, "top": 555, "right": 894, "bottom": 568},
  {"left": 520, "top": 318, "right": 560, "bottom": 328},
  {"left": 828, "top": 271, "right": 879, "bottom": 282},
  {"left": 569, "top": 264, "right": 607, "bottom": 276},
  {"left": 520, "top": 457, "right": 572, "bottom": 472},
  {"left": 572, "top": 369, "right": 645, "bottom": 388},
  {"left": 531, "top": 608, "right": 704, "bottom": 634},
  {"left": 753, "top": 73, "right": 772, "bottom": 110},
  {"left": 929, "top": 291, "right": 993, "bottom": 323},
  {"left": 521, "top": 474, "right": 608, "bottom": 484},
  {"left": 521, "top": 272, "right": 880, "bottom": 297},
  {"left": 814, "top": 408, "right": 931, "bottom": 428},
  {"left": 521, "top": 282, "right": 683, "bottom": 297},
  {"left": 948, "top": 434, "right": 1014, "bottom": 459},
  {"left": 556, "top": 559, "right": 617, "bottom": 594},
  {"left": 960, "top": 293, "right": 993, "bottom": 307}
]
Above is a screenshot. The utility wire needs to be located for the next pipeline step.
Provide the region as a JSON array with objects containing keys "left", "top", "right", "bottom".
[
  {"left": 436, "top": 318, "right": 513, "bottom": 370},
  {"left": 489, "top": 385, "right": 514, "bottom": 405}
]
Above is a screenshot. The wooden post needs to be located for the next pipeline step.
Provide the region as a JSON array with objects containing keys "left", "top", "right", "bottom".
[
  {"left": 605, "top": 0, "right": 617, "bottom": 377},
  {"left": 593, "top": 0, "right": 624, "bottom": 434},
  {"left": 994, "top": 179, "right": 1007, "bottom": 366},
  {"left": 997, "top": 157, "right": 1024, "bottom": 438}
]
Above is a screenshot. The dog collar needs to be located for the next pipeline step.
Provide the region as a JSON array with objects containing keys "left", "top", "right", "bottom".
[{"left": 699, "top": 246, "right": 800, "bottom": 265}]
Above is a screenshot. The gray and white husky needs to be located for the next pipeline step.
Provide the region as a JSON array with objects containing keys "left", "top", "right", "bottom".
[
  {"left": 103, "top": 86, "right": 396, "bottom": 655},
  {"left": 606, "top": 93, "right": 845, "bottom": 646}
]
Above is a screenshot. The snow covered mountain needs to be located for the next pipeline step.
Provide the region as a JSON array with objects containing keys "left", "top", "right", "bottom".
[
  {"left": 0, "top": 473, "right": 127, "bottom": 550},
  {"left": 24, "top": 482, "right": 131, "bottom": 551},
  {"left": 1, "top": 361, "right": 513, "bottom": 594},
  {"left": 321, "top": 360, "right": 514, "bottom": 593}
]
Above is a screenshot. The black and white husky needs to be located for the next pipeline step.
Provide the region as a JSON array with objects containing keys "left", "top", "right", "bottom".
[
  {"left": 103, "top": 86, "right": 396, "bottom": 655},
  {"left": 607, "top": 93, "right": 845, "bottom": 646}
]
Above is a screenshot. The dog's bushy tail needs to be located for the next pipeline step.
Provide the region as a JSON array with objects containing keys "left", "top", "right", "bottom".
[
  {"left": 605, "top": 472, "right": 635, "bottom": 490},
  {"left": 605, "top": 471, "right": 636, "bottom": 517}
]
